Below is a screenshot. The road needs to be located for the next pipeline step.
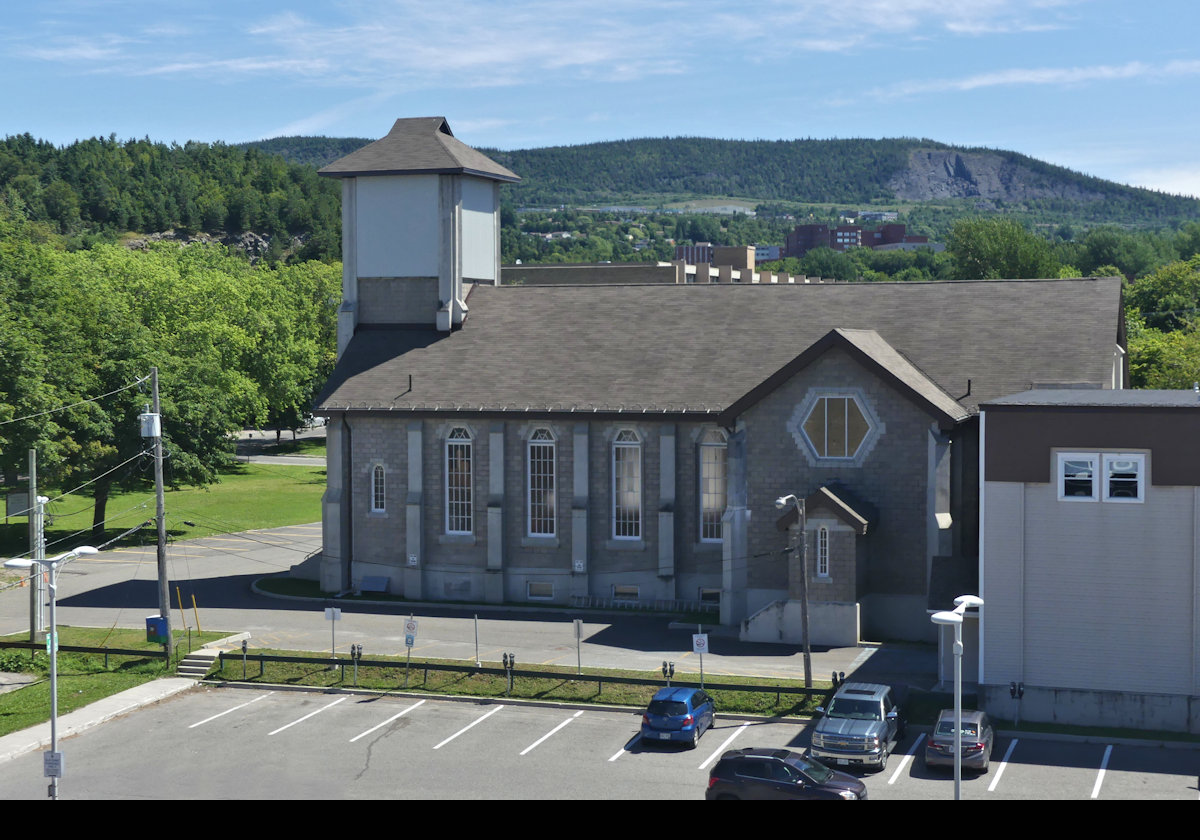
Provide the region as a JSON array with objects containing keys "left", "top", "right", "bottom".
[{"left": 0, "top": 523, "right": 933, "bottom": 683}]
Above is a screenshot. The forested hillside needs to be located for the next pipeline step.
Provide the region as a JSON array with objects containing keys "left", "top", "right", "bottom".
[{"left": 0, "top": 133, "right": 342, "bottom": 260}]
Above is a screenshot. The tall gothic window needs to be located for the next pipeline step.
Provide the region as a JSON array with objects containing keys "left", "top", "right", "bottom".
[
  {"left": 446, "top": 427, "right": 473, "bottom": 534},
  {"left": 699, "top": 430, "right": 727, "bottom": 542},
  {"left": 528, "top": 428, "right": 556, "bottom": 536},
  {"left": 612, "top": 429, "right": 642, "bottom": 539}
]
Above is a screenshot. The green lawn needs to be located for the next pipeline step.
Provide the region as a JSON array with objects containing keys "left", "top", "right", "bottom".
[
  {"left": 0, "top": 627, "right": 230, "bottom": 737},
  {"left": 0, "top": 462, "right": 324, "bottom": 557}
]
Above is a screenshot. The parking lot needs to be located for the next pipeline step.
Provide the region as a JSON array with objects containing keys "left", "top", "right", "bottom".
[{"left": 0, "top": 687, "right": 1196, "bottom": 799}]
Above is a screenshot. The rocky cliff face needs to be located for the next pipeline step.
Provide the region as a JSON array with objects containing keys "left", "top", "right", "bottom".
[{"left": 888, "top": 149, "right": 1107, "bottom": 203}]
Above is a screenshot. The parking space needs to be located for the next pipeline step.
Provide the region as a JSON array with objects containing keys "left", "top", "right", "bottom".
[{"left": 1, "top": 688, "right": 1197, "bottom": 799}]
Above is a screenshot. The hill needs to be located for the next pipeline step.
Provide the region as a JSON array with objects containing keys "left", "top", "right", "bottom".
[{"left": 246, "top": 133, "right": 1199, "bottom": 228}]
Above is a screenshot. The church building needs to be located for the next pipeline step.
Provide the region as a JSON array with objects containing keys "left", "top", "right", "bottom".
[{"left": 311, "top": 117, "right": 1126, "bottom": 643}]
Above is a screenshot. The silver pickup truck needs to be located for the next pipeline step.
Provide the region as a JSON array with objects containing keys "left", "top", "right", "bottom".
[{"left": 809, "top": 682, "right": 906, "bottom": 772}]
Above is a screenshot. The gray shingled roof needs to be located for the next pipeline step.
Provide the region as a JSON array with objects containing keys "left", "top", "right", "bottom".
[
  {"left": 984, "top": 388, "right": 1200, "bottom": 408},
  {"left": 318, "top": 117, "right": 520, "bottom": 182},
  {"left": 315, "top": 277, "right": 1123, "bottom": 419}
]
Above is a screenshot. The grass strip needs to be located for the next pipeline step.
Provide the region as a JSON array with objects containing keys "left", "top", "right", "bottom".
[{"left": 210, "top": 649, "right": 830, "bottom": 718}]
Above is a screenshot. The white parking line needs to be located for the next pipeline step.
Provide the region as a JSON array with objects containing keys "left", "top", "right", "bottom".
[
  {"left": 698, "top": 723, "right": 750, "bottom": 770},
  {"left": 349, "top": 699, "right": 426, "bottom": 743},
  {"left": 887, "top": 733, "right": 924, "bottom": 784},
  {"left": 1091, "top": 744, "right": 1112, "bottom": 799},
  {"left": 433, "top": 705, "right": 504, "bottom": 750},
  {"left": 188, "top": 692, "right": 272, "bottom": 728},
  {"left": 988, "top": 738, "right": 1018, "bottom": 792},
  {"left": 268, "top": 696, "right": 348, "bottom": 735},
  {"left": 520, "top": 710, "right": 583, "bottom": 755},
  {"left": 609, "top": 734, "right": 639, "bottom": 762}
]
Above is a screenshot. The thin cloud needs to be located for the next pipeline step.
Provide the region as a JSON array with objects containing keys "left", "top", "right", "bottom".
[{"left": 880, "top": 59, "right": 1200, "bottom": 96}]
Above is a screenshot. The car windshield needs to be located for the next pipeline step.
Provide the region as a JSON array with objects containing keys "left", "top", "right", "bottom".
[
  {"left": 647, "top": 700, "right": 689, "bottom": 716},
  {"left": 826, "top": 698, "right": 881, "bottom": 720},
  {"left": 935, "top": 721, "right": 978, "bottom": 737},
  {"left": 787, "top": 755, "right": 834, "bottom": 784}
]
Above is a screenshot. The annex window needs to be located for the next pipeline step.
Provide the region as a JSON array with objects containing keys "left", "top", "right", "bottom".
[
  {"left": 816, "top": 526, "right": 830, "bottom": 578},
  {"left": 1057, "top": 453, "right": 1098, "bottom": 501},
  {"left": 1057, "top": 452, "right": 1145, "bottom": 503},
  {"left": 371, "top": 464, "right": 386, "bottom": 513},
  {"left": 801, "top": 395, "right": 872, "bottom": 460},
  {"left": 446, "top": 427, "right": 473, "bottom": 533},
  {"left": 612, "top": 429, "right": 642, "bottom": 539},
  {"left": 613, "top": 584, "right": 640, "bottom": 601},
  {"left": 699, "top": 429, "right": 727, "bottom": 542},
  {"left": 1104, "top": 454, "right": 1145, "bottom": 502},
  {"left": 528, "top": 428, "right": 556, "bottom": 536}
]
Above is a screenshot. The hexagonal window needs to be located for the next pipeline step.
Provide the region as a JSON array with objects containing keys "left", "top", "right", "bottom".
[{"left": 802, "top": 395, "right": 872, "bottom": 459}]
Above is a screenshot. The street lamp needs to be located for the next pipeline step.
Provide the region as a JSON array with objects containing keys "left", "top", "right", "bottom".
[
  {"left": 931, "top": 593, "right": 983, "bottom": 801},
  {"left": 4, "top": 544, "right": 98, "bottom": 800},
  {"left": 775, "top": 494, "right": 812, "bottom": 687}
]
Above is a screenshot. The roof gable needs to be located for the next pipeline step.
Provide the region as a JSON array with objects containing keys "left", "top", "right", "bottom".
[{"left": 719, "top": 327, "right": 970, "bottom": 427}]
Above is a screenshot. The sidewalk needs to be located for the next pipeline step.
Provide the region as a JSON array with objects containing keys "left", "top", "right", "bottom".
[{"left": 0, "top": 678, "right": 197, "bottom": 765}]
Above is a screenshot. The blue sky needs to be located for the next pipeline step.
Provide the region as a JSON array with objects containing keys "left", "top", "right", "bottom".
[{"left": 4, "top": 0, "right": 1199, "bottom": 197}]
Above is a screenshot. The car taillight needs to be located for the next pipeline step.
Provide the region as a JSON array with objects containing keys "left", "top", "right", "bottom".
[
  {"left": 708, "top": 776, "right": 720, "bottom": 789},
  {"left": 965, "top": 742, "right": 985, "bottom": 752},
  {"left": 642, "top": 714, "right": 650, "bottom": 724},
  {"left": 683, "top": 714, "right": 694, "bottom": 725}
]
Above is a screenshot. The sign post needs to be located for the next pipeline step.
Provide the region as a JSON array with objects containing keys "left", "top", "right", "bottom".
[{"left": 692, "top": 626, "right": 709, "bottom": 689}]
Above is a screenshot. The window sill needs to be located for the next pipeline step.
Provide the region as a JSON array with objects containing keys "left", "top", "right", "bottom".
[
  {"left": 605, "top": 539, "right": 646, "bottom": 552},
  {"left": 438, "top": 533, "right": 477, "bottom": 546}
]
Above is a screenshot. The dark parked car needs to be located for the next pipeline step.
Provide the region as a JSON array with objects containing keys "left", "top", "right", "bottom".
[
  {"left": 641, "top": 686, "right": 715, "bottom": 748},
  {"left": 809, "top": 682, "right": 905, "bottom": 772},
  {"left": 925, "top": 709, "right": 995, "bottom": 772},
  {"left": 706, "top": 748, "right": 868, "bottom": 800}
]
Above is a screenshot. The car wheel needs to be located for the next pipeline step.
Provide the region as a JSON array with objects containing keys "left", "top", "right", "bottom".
[
  {"left": 877, "top": 747, "right": 889, "bottom": 772},
  {"left": 691, "top": 728, "right": 700, "bottom": 749}
]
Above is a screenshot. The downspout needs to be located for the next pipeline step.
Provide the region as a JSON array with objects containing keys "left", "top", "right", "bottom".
[{"left": 341, "top": 414, "right": 354, "bottom": 592}]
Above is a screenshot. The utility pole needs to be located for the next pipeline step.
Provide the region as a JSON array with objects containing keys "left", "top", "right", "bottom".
[
  {"left": 28, "top": 450, "right": 46, "bottom": 641},
  {"left": 151, "top": 368, "right": 171, "bottom": 654}
]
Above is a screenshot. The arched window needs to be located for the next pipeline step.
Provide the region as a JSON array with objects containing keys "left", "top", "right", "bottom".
[
  {"left": 371, "top": 464, "right": 386, "bottom": 513},
  {"left": 816, "top": 526, "right": 830, "bottom": 578},
  {"left": 612, "top": 429, "right": 641, "bottom": 539},
  {"left": 446, "top": 427, "right": 473, "bottom": 534},
  {"left": 699, "top": 429, "right": 727, "bottom": 542},
  {"left": 528, "top": 428, "right": 556, "bottom": 536}
]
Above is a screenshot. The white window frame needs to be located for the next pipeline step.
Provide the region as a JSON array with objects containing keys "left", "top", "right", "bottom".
[
  {"left": 527, "top": 428, "right": 556, "bottom": 537},
  {"left": 612, "top": 429, "right": 642, "bottom": 540},
  {"left": 1057, "top": 452, "right": 1099, "bottom": 501},
  {"left": 799, "top": 394, "right": 874, "bottom": 460},
  {"left": 699, "top": 429, "right": 727, "bottom": 543},
  {"left": 445, "top": 427, "right": 473, "bottom": 534},
  {"left": 816, "top": 526, "right": 830, "bottom": 578},
  {"left": 1057, "top": 451, "right": 1146, "bottom": 504},
  {"left": 1103, "top": 453, "right": 1145, "bottom": 503},
  {"left": 370, "top": 464, "right": 386, "bottom": 513}
]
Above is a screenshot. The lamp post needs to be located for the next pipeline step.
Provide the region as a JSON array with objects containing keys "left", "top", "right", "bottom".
[
  {"left": 4, "top": 545, "right": 98, "bottom": 800},
  {"left": 775, "top": 493, "right": 812, "bottom": 687},
  {"left": 931, "top": 593, "right": 983, "bottom": 801}
]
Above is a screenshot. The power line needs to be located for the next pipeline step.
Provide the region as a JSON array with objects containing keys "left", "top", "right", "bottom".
[{"left": 0, "top": 376, "right": 149, "bottom": 427}]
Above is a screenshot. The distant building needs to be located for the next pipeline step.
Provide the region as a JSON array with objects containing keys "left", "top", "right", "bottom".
[{"left": 784, "top": 223, "right": 932, "bottom": 258}]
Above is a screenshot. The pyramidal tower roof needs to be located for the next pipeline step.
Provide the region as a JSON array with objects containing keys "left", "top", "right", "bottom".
[{"left": 318, "top": 117, "right": 520, "bottom": 182}]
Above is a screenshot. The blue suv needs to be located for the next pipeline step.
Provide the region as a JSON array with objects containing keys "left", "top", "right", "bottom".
[{"left": 641, "top": 687, "right": 715, "bottom": 748}]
